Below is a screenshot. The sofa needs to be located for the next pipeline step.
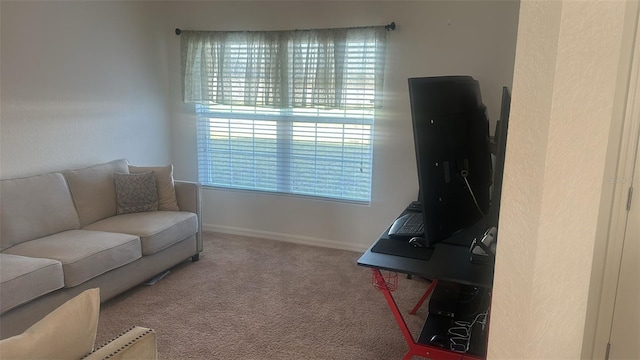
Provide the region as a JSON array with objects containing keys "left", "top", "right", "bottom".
[
  {"left": 0, "top": 159, "right": 202, "bottom": 339},
  {"left": 0, "top": 288, "right": 158, "bottom": 360}
]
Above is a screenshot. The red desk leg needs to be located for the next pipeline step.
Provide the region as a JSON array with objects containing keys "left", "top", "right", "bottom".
[
  {"left": 409, "top": 279, "right": 438, "bottom": 315},
  {"left": 370, "top": 269, "right": 469, "bottom": 360},
  {"left": 371, "top": 269, "right": 415, "bottom": 347}
]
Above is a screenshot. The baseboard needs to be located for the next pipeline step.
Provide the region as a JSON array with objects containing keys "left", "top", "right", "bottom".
[{"left": 202, "top": 224, "right": 369, "bottom": 253}]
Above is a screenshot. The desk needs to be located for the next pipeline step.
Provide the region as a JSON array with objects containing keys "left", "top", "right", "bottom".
[{"left": 357, "top": 213, "right": 495, "bottom": 360}]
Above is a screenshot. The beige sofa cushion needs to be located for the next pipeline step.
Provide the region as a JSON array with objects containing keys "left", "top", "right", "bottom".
[
  {"left": 83, "top": 211, "right": 198, "bottom": 255},
  {"left": 0, "top": 254, "right": 65, "bottom": 314},
  {"left": 129, "top": 164, "right": 180, "bottom": 211},
  {"left": 0, "top": 173, "right": 80, "bottom": 251},
  {"left": 64, "top": 159, "right": 129, "bottom": 227},
  {"left": 3, "top": 230, "right": 141, "bottom": 288},
  {"left": 0, "top": 288, "right": 100, "bottom": 360}
]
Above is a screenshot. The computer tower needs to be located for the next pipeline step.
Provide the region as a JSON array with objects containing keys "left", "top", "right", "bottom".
[{"left": 428, "top": 281, "right": 462, "bottom": 318}]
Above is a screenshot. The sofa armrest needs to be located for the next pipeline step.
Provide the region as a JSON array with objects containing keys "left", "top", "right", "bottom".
[
  {"left": 83, "top": 326, "right": 156, "bottom": 360},
  {"left": 174, "top": 181, "right": 200, "bottom": 213},
  {"left": 174, "top": 180, "right": 203, "bottom": 254}
]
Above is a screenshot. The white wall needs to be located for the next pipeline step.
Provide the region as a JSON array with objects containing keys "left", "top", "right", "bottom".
[
  {"left": 165, "top": 1, "right": 520, "bottom": 251},
  {"left": 488, "top": 1, "right": 636, "bottom": 358},
  {"left": 0, "top": 1, "right": 172, "bottom": 178}
]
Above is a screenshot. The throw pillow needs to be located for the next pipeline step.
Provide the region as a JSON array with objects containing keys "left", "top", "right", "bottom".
[
  {"left": 114, "top": 172, "right": 158, "bottom": 214},
  {"left": 129, "top": 164, "right": 180, "bottom": 211},
  {"left": 0, "top": 288, "right": 100, "bottom": 360}
]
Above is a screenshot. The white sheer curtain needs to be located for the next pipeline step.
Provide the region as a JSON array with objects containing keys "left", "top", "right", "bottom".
[{"left": 180, "top": 26, "right": 388, "bottom": 110}]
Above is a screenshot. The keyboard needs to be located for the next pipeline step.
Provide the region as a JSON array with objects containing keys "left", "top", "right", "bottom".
[{"left": 388, "top": 212, "right": 425, "bottom": 238}]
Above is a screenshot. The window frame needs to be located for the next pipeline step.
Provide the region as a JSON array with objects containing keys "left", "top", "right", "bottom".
[{"left": 195, "top": 103, "right": 375, "bottom": 203}]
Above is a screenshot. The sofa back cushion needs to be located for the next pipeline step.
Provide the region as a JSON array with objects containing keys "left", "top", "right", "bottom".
[
  {"left": 64, "top": 159, "right": 129, "bottom": 227},
  {"left": 0, "top": 173, "right": 80, "bottom": 251},
  {"left": 129, "top": 164, "right": 180, "bottom": 211}
]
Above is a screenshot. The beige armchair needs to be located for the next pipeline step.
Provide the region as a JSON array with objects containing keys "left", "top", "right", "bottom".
[
  {"left": 83, "top": 326, "right": 156, "bottom": 360},
  {"left": 0, "top": 289, "right": 156, "bottom": 360}
]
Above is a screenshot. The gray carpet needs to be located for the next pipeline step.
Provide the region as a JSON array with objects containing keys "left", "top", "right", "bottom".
[{"left": 95, "top": 232, "right": 431, "bottom": 359}]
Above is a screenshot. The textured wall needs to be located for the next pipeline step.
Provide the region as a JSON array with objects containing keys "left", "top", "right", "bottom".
[
  {"left": 489, "top": 1, "right": 631, "bottom": 358},
  {"left": 0, "top": 1, "right": 172, "bottom": 178}
]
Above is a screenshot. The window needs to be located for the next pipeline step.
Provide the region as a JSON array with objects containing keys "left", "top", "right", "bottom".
[{"left": 181, "top": 27, "right": 388, "bottom": 203}]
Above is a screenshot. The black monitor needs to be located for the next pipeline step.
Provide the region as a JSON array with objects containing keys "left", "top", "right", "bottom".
[
  {"left": 408, "top": 76, "right": 492, "bottom": 244},
  {"left": 490, "top": 86, "right": 511, "bottom": 228}
]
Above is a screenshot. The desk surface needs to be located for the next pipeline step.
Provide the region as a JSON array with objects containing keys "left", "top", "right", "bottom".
[{"left": 357, "top": 215, "right": 495, "bottom": 288}]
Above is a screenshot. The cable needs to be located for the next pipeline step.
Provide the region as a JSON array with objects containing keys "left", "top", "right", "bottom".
[
  {"left": 448, "top": 312, "right": 489, "bottom": 353},
  {"left": 446, "top": 286, "right": 490, "bottom": 353},
  {"left": 460, "top": 170, "right": 485, "bottom": 217}
]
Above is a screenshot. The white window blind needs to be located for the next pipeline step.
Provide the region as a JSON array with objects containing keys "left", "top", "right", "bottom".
[{"left": 181, "top": 26, "right": 388, "bottom": 203}]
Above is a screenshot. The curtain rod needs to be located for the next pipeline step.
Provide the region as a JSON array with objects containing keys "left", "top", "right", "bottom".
[{"left": 175, "top": 22, "right": 396, "bottom": 35}]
